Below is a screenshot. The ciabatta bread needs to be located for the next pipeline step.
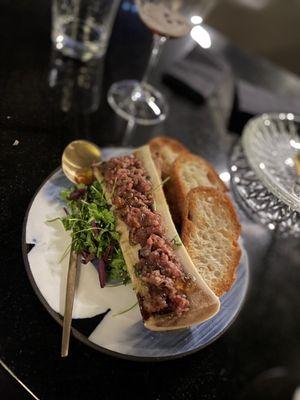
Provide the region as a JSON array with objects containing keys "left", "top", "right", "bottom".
[
  {"left": 149, "top": 136, "right": 189, "bottom": 225},
  {"left": 170, "top": 153, "right": 227, "bottom": 224},
  {"left": 181, "top": 187, "right": 241, "bottom": 297},
  {"left": 149, "top": 136, "right": 188, "bottom": 178}
]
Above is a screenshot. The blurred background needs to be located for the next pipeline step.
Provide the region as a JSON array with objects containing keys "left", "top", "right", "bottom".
[{"left": 208, "top": 0, "right": 300, "bottom": 76}]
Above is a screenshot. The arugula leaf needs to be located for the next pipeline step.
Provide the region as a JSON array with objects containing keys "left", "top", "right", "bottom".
[{"left": 59, "top": 180, "right": 129, "bottom": 285}]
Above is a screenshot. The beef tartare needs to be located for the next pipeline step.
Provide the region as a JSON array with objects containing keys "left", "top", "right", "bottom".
[{"left": 101, "top": 155, "right": 191, "bottom": 319}]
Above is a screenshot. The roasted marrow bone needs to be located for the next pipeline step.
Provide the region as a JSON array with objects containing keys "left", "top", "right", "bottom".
[{"left": 94, "top": 145, "right": 220, "bottom": 331}]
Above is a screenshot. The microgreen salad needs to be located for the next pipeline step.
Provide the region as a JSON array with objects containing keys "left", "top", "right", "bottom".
[{"left": 59, "top": 181, "right": 129, "bottom": 287}]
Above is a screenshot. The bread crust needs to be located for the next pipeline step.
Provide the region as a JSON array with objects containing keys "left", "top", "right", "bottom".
[{"left": 182, "top": 187, "right": 241, "bottom": 297}]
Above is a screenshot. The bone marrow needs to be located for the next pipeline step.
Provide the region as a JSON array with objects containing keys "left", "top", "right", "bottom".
[
  {"left": 101, "top": 154, "right": 192, "bottom": 319},
  {"left": 95, "top": 145, "right": 220, "bottom": 331}
]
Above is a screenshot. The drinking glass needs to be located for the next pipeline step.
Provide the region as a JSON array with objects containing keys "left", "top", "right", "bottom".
[
  {"left": 52, "top": 0, "right": 121, "bottom": 62},
  {"left": 107, "top": 0, "right": 216, "bottom": 125}
]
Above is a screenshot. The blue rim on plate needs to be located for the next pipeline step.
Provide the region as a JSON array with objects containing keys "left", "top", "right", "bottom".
[{"left": 22, "top": 147, "right": 249, "bottom": 362}]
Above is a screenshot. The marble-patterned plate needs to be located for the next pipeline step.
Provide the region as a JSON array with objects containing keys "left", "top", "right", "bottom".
[{"left": 22, "top": 147, "right": 249, "bottom": 361}]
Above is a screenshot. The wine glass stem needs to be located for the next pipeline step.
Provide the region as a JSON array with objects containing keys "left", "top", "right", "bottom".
[{"left": 141, "top": 34, "right": 167, "bottom": 85}]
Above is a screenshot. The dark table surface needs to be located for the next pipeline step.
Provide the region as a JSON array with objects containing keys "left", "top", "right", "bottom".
[{"left": 1, "top": 1, "right": 300, "bottom": 399}]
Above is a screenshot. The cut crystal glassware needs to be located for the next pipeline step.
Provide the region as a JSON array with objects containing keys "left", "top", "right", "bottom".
[{"left": 242, "top": 113, "right": 300, "bottom": 212}]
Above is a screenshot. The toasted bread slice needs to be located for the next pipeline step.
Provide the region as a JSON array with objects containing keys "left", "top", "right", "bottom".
[
  {"left": 149, "top": 136, "right": 188, "bottom": 178},
  {"left": 182, "top": 187, "right": 241, "bottom": 297},
  {"left": 170, "top": 153, "right": 227, "bottom": 223},
  {"left": 149, "top": 136, "right": 189, "bottom": 225}
]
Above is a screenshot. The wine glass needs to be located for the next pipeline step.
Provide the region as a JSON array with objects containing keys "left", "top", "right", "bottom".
[{"left": 107, "top": 0, "right": 217, "bottom": 125}]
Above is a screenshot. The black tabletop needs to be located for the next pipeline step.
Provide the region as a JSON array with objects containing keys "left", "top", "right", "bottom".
[{"left": 1, "top": 1, "right": 300, "bottom": 399}]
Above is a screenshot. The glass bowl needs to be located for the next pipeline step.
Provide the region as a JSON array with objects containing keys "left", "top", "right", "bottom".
[
  {"left": 242, "top": 113, "right": 300, "bottom": 213},
  {"left": 230, "top": 141, "right": 300, "bottom": 237}
]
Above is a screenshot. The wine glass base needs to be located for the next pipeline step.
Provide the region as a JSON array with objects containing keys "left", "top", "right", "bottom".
[{"left": 107, "top": 80, "right": 168, "bottom": 126}]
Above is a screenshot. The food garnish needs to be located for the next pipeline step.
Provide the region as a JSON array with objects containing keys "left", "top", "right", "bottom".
[{"left": 59, "top": 181, "right": 129, "bottom": 286}]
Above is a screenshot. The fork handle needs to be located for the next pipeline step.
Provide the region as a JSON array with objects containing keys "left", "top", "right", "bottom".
[{"left": 61, "top": 249, "right": 79, "bottom": 357}]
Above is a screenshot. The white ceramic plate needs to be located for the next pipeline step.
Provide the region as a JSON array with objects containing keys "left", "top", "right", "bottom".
[{"left": 22, "top": 147, "right": 249, "bottom": 361}]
